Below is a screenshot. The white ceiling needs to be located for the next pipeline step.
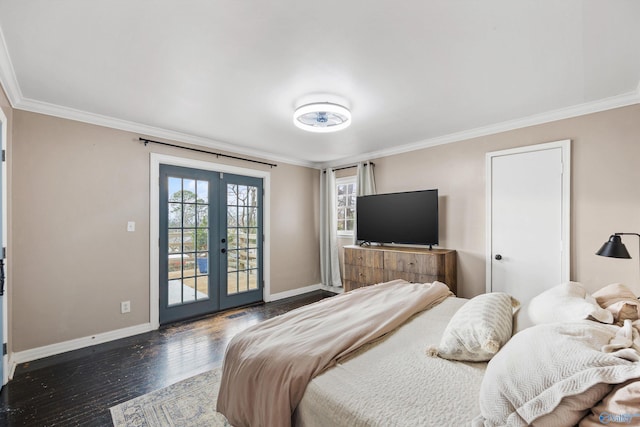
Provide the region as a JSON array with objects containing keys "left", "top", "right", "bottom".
[{"left": 0, "top": 1, "right": 639, "bottom": 167}]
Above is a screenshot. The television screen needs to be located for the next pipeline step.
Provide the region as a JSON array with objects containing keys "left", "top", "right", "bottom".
[{"left": 356, "top": 189, "right": 438, "bottom": 246}]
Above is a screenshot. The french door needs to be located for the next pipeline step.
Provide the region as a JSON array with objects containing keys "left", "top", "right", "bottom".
[{"left": 159, "top": 165, "right": 263, "bottom": 324}]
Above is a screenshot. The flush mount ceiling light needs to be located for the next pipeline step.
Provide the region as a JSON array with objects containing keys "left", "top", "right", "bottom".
[{"left": 293, "top": 102, "right": 351, "bottom": 133}]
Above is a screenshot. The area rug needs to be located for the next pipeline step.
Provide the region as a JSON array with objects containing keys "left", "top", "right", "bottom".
[{"left": 110, "top": 368, "right": 232, "bottom": 427}]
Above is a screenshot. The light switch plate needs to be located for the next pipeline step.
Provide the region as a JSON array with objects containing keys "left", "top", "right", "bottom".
[{"left": 127, "top": 221, "right": 135, "bottom": 232}]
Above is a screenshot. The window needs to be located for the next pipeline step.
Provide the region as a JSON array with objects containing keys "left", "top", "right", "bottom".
[{"left": 336, "top": 176, "right": 357, "bottom": 235}]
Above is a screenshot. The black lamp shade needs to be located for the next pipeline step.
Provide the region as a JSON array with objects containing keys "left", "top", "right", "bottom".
[{"left": 596, "top": 235, "right": 631, "bottom": 259}]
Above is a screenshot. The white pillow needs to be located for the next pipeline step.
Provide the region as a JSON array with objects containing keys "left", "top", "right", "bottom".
[
  {"left": 528, "top": 281, "right": 613, "bottom": 325},
  {"left": 426, "top": 292, "right": 520, "bottom": 362},
  {"left": 473, "top": 321, "right": 640, "bottom": 427}
]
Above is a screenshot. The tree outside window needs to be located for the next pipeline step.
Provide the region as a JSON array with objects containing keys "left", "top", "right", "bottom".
[{"left": 336, "top": 177, "right": 357, "bottom": 235}]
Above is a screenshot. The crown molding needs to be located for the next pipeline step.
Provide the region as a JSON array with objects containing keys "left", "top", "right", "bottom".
[
  {"left": 0, "top": 25, "right": 22, "bottom": 106},
  {"left": 320, "top": 88, "right": 640, "bottom": 169},
  {"left": 25, "top": 84, "right": 634, "bottom": 171},
  {"left": 15, "top": 97, "right": 316, "bottom": 168}
]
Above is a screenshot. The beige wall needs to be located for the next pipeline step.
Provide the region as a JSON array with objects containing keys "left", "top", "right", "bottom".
[
  {"left": 10, "top": 110, "right": 320, "bottom": 352},
  {"left": 6, "top": 101, "right": 640, "bottom": 353},
  {"left": 368, "top": 104, "right": 640, "bottom": 298}
]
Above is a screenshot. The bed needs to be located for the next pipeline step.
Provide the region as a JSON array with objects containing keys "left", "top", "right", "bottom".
[
  {"left": 294, "top": 296, "right": 485, "bottom": 426},
  {"left": 217, "top": 280, "right": 640, "bottom": 427}
]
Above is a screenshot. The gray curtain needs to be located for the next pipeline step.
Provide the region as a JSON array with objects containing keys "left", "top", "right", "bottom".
[
  {"left": 357, "top": 162, "right": 376, "bottom": 197},
  {"left": 353, "top": 162, "right": 376, "bottom": 244},
  {"left": 320, "top": 169, "right": 342, "bottom": 287}
]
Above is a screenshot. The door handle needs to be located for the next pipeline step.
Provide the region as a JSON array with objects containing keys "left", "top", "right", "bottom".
[
  {"left": 494, "top": 254, "right": 502, "bottom": 260},
  {"left": 0, "top": 259, "right": 5, "bottom": 296}
]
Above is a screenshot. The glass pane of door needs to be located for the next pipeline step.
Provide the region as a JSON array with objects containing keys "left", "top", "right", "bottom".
[
  {"left": 220, "top": 174, "right": 263, "bottom": 310},
  {"left": 167, "top": 177, "right": 210, "bottom": 306},
  {"left": 226, "top": 185, "right": 259, "bottom": 295},
  {"left": 160, "top": 166, "right": 218, "bottom": 324}
]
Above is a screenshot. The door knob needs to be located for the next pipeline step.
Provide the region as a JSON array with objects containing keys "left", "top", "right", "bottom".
[{"left": 495, "top": 254, "right": 502, "bottom": 260}]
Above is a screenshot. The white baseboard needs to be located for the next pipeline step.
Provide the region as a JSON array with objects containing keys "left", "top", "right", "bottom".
[
  {"left": 268, "top": 283, "right": 344, "bottom": 302},
  {"left": 8, "top": 354, "right": 16, "bottom": 380},
  {"left": 11, "top": 323, "right": 155, "bottom": 369},
  {"left": 9, "top": 286, "right": 343, "bottom": 373},
  {"left": 269, "top": 283, "right": 322, "bottom": 301},
  {"left": 320, "top": 284, "right": 344, "bottom": 294}
]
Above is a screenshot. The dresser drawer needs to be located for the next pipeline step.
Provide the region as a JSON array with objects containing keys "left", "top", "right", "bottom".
[
  {"left": 345, "top": 266, "right": 384, "bottom": 285},
  {"left": 344, "top": 247, "right": 383, "bottom": 268},
  {"left": 343, "top": 280, "right": 367, "bottom": 292},
  {"left": 383, "top": 270, "right": 440, "bottom": 284},
  {"left": 384, "top": 251, "right": 443, "bottom": 275}
]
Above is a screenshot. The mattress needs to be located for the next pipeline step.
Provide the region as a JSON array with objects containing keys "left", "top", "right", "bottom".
[{"left": 294, "top": 297, "right": 486, "bottom": 427}]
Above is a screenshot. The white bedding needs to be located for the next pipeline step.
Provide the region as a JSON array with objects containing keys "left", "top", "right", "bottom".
[
  {"left": 474, "top": 320, "right": 640, "bottom": 426},
  {"left": 294, "top": 297, "right": 486, "bottom": 427}
]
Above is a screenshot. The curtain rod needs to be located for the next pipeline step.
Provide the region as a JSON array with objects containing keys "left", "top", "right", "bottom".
[
  {"left": 139, "top": 137, "right": 278, "bottom": 168},
  {"left": 324, "top": 162, "right": 375, "bottom": 173}
]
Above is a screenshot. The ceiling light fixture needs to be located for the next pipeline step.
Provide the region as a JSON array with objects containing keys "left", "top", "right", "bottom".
[{"left": 293, "top": 102, "right": 351, "bottom": 133}]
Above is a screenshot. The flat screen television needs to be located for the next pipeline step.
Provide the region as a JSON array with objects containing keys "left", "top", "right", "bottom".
[{"left": 356, "top": 189, "right": 438, "bottom": 247}]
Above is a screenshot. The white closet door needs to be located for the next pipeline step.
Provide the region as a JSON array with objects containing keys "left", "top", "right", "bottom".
[{"left": 487, "top": 140, "right": 570, "bottom": 327}]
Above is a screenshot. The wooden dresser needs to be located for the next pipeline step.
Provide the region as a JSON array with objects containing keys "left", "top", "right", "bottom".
[{"left": 343, "top": 245, "right": 457, "bottom": 294}]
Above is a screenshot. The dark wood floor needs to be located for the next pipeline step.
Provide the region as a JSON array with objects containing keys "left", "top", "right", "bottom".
[{"left": 0, "top": 290, "right": 333, "bottom": 426}]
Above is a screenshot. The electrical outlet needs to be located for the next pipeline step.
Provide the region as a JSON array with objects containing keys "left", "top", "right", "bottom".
[{"left": 121, "top": 301, "right": 131, "bottom": 314}]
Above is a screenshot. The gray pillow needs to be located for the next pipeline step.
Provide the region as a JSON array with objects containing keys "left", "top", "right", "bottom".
[{"left": 427, "top": 292, "right": 520, "bottom": 362}]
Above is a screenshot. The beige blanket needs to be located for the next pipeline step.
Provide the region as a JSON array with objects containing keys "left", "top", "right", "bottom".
[{"left": 216, "top": 279, "right": 452, "bottom": 427}]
